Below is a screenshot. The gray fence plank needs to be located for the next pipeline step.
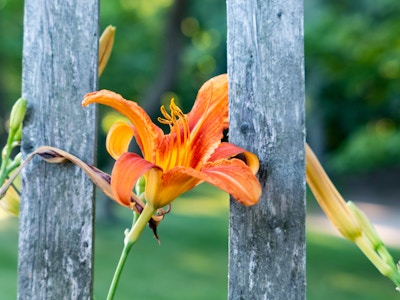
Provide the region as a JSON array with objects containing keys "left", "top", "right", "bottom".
[
  {"left": 227, "top": 0, "right": 306, "bottom": 299},
  {"left": 19, "top": 0, "right": 98, "bottom": 299}
]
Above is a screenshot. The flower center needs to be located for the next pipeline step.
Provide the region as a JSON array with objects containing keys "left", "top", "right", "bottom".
[{"left": 157, "top": 99, "right": 191, "bottom": 170}]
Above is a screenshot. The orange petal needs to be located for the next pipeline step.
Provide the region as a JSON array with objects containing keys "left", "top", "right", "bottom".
[
  {"left": 187, "top": 74, "right": 229, "bottom": 130},
  {"left": 208, "top": 142, "right": 260, "bottom": 175},
  {"left": 83, "top": 90, "right": 162, "bottom": 161},
  {"left": 146, "top": 168, "right": 201, "bottom": 209},
  {"left": 106, "top": 122, "right": 135, "bottom": 160},
  {"left": 111, "top": 153, "right": 158, "bottom": 207},
  {"left": 183, "top": 159, "right": 261, "bottom": 206},
  {"left": 186, "top": 74, "right": 229, "bottom": 168},
  {"left": 241, "top": 151, "right": 259, "bottom": 175}
]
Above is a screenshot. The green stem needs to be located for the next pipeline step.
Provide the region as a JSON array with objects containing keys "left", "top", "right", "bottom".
[
  {"left": 106, "top": 204, "right": 157, "bottom": 300},
  {"left": 106, "top": 241, "right": 133, "bottom": 300},
  {"left": 355, "top": 235, "right": 400, "bottom": 288},
  {"left": 5, "top": 156, "right": 22, "bottom": 178},
  {"left": 0, "top": 128, "right": 16, "bottom": 186},
  {"left": 124, "top": 203, "right": 157, "bottom": 245}
]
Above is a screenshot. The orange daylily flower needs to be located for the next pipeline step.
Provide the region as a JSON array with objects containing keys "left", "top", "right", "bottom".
[{"left": 82, "top": 74, "right": 261, "bottom": 210}]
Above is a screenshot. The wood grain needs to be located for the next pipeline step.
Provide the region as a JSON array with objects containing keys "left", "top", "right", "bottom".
[
  {"left": 19, "top": 0, "right": 98, "bottom": 298},
  {"left": 227, "top": 0, "right": 306, "bottom": 299}
]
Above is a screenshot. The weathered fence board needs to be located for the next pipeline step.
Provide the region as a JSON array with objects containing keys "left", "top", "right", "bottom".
[
  {"left": 227, "top": 0, "right": 306, "bottom": 299},
  {"left": 19, "top": 0, "right": 98, "bottom": 299}
]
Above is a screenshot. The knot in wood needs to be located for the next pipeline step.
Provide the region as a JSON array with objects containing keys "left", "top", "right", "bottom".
[{"left": 240, "top": 122, "right": 250, "bottom": 134}]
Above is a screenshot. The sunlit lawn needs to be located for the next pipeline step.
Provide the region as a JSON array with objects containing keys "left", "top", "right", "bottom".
[{"left": 1, "top": 184, "right": 399, "bottom": 299}]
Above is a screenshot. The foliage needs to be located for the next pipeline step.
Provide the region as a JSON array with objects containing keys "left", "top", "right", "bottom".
[
  {"left": 329, "top": 120, "right": 400, "bottom": 173},
  {"left": 2, "top": 1, "right": 400, "bottom": 173},
  {"left": 98, "top": 0, "right": 226, "bottom": 107},
  {"left": 0, "top": 0, "right": 23, "bottom": 145},
  {"left": 305, "top": 0, "right": 400, "bottom": 172}
]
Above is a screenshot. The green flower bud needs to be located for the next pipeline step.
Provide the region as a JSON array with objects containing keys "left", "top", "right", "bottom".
[
  {"left": 12, "top": 152, "right": 22, "bottom": 167},
  {"left": 1, "top": 146, "right": 8, "bottom": 160},
  {"left": 347, "top": 201, "right": 382, "bottom": 247},
  {"left": 9, "top": 98, "right": 27, "bottom": 132},
  {"left": 13, "top": 124, "right": 23, "bottom": 142},
  {"left": 135, "top": 175, "right": 146, "bottom": 196}
]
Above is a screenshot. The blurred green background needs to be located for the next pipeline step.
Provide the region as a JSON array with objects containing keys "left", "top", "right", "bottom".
[
  {"left": 1, "top": 186, "right": 400, "bottom": 299},
  {"left": 1, "top": 0, "right": 400, "bottom": 299}
]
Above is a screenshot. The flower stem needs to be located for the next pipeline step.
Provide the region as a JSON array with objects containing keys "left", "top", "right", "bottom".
[
  {"left": 106, "top": 203, "right": 156, "bottom": 300},
  {"left": 355, "top": 235, "right": 400, "bottom": 287},
  {"left": 0, "top": 129, "right": 16, "bottom": 186},
  {"left": 124, "top": 203, "right": 157, "bottom": 245},
  {"left": 106, "top": 241, "right": 133, "bottom": 300},
  {"left": 1, "top": 98, "right": 26, "bottom": 188}
]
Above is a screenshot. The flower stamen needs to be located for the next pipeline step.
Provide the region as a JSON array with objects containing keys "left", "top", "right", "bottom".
[
  {"left": 157, "top": 99, "right": 191, "bottom": 169},
  {"left": 158, "top": 105, "right": 174, "bottom": 125}
]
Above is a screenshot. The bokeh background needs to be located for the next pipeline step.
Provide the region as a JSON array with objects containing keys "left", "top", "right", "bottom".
[{"left": 1, "top": 0, "right": 400, "bottom": 299}]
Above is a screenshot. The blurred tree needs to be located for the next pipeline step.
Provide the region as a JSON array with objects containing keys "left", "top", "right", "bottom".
[
  {"left": 305, "top": 0, "right": 400, "bottom": 173},
  {"left": 0, "top": 0, "right": 23, "bottom": 146},
  {"left": 3, "top": 0, "right": 400, "bottom": 174}
]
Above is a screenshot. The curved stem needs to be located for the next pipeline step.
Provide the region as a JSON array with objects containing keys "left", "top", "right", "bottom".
[
  {"left": 124, "top": 203, "right": 157, "bottom": 245},
  {"left": 106, "top": 203, "right": 157, "bottom": 300},
  {"left": 106, "top": 241, "right": 133, "bottom": 300}
]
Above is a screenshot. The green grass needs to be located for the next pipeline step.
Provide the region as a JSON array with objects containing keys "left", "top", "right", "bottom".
[
  {"left": 1, "top": 184, "right": 399, "bottom": 299},
  {"left": 0, "top": 217, "right": 18, "bottom": 297},
  {"left": 94, "top": 185, "right": 230, "bottom": 300},
  {"left": 307, "top": 232, "right": 400, "bottom": 300}
]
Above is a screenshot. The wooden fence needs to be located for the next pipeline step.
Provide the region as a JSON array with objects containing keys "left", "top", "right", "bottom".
[
  {"left": 19, "top": 0, "right": 98, "bottom": 298},
  {"left": 227, "top": 0, "right": 306, "bottom": 298},
  {"left": 18, "top": 0, "right": 305, "bottom": 299}
]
